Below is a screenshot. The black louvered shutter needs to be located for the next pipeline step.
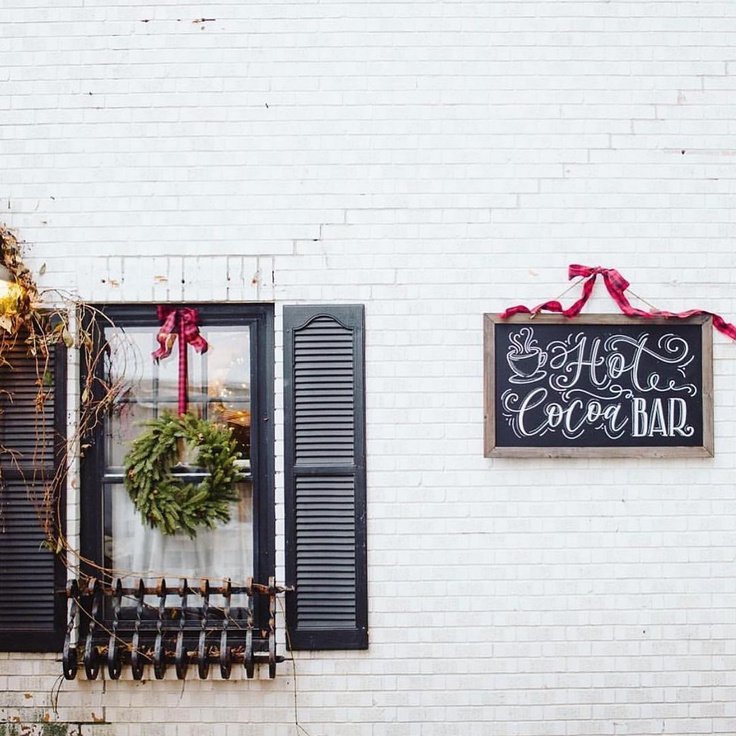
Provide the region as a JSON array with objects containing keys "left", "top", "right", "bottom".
[
  {"left": 284, "top": 305, "right": 367, "bottom": 650},
  {"left": 0, "top": 340, "right": 65, "bottom": 651}
]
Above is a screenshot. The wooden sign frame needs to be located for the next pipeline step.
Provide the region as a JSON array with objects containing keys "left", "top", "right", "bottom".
[{"left": 484, "top": 313, "right": 714, "bottom": 458}]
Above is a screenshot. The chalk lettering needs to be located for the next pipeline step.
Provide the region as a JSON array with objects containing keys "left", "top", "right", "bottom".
[{"left": 500, "top": 325, "right": 701, "bottom": 446}]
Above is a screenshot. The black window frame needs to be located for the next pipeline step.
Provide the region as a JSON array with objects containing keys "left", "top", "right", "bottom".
[{"left": 79, "top": 303, "right": 274, "bottom": 632}]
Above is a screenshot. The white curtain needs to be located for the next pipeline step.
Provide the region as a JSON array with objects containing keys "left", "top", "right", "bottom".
[{"left": 110, "top": 481, "right": 253, "bottom": 586}]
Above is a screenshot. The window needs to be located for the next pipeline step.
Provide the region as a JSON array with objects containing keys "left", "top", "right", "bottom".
[
  {"left": 67, "top": 301, "right": 366, "bottom": 678},
  {"left": 0, "top": 338, "right": 66, "bottom": 651},
  {"left": 80, "top": 304, "right": 274, "bottom": 635}
]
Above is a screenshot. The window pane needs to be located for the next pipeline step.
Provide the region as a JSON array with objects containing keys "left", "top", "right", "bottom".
[
  {"left": 105, "top": 481, "right": 253, "bottom": 583},
  {"left": 202, "top": 327, "right": 252, "bottom": 461},
  {"left": 107, "top": 401, "right": 156, "bottom": 469},
  {"left": 103, "top": 323, "right": 253, "bottom": 581}
]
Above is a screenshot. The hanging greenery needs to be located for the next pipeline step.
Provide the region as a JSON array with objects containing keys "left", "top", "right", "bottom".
[{"left": 122, "top": 412, "right": 242, "bottom": 537}]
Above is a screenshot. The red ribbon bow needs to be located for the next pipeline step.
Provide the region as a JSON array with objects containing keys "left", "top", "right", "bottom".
[
  {"left": 152, "top": 306, "right": 208, "bottom": 416},
  {"left": 500, "top": 264, "right": 736, "bottom": 340}
]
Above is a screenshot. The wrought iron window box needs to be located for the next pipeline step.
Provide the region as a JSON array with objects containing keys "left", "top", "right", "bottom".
[{"left": 63, "top": 577, "right": 286, "bottom": 681}]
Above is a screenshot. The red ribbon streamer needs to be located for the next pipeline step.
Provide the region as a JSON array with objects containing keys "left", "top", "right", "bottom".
[
  {"left": 152, "top": 307, "right": 209, "bottom": 416},
  {"left": 500, "top": 264, "right": 736, "bottom": 340}
]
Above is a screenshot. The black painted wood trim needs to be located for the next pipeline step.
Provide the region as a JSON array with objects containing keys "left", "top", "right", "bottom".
[
  {"left": 0, "top": 341, "right": 66, "bottom": 652},
  {"left": 284, "top": 304, "right": 368, "bottom": 650}
]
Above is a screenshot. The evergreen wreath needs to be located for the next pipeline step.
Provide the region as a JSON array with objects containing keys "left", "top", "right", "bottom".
[{"left": 123, "top": 412, "right": 242, "bottom": 538}]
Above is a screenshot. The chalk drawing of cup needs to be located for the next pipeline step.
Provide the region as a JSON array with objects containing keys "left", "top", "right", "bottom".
[{"left": 507, "top": 327, "right": 547, "bottom": 384}]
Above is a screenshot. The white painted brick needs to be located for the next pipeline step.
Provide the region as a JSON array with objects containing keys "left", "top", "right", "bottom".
[{"left": 3, "top": 1, "right": 736, "bottom": 734}]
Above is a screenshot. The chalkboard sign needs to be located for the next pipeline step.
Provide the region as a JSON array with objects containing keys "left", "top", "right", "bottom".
[{"left": 484, "top": 314, "right": 713, "bottom": 458}]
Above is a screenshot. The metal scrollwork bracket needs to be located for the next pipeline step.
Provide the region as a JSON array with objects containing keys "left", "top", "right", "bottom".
[{"left": 62, "top": 580, "right": 80, "bottom": 680}]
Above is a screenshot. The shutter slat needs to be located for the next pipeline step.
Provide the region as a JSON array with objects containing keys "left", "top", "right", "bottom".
[{"left": 284, "top": 306, "right": 368, "bottom": 650}]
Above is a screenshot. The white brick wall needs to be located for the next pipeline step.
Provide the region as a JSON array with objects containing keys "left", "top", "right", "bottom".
[{"left": 3, "top": 1, "right": 736, "bottom": 734}]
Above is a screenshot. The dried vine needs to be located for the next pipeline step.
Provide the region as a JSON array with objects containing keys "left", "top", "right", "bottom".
[
  {"left": 0, "top": 226, "right": 247, "bottom": 583},
  {"left": 0, "top": 224, "right": 122, "bottom": 572}
]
